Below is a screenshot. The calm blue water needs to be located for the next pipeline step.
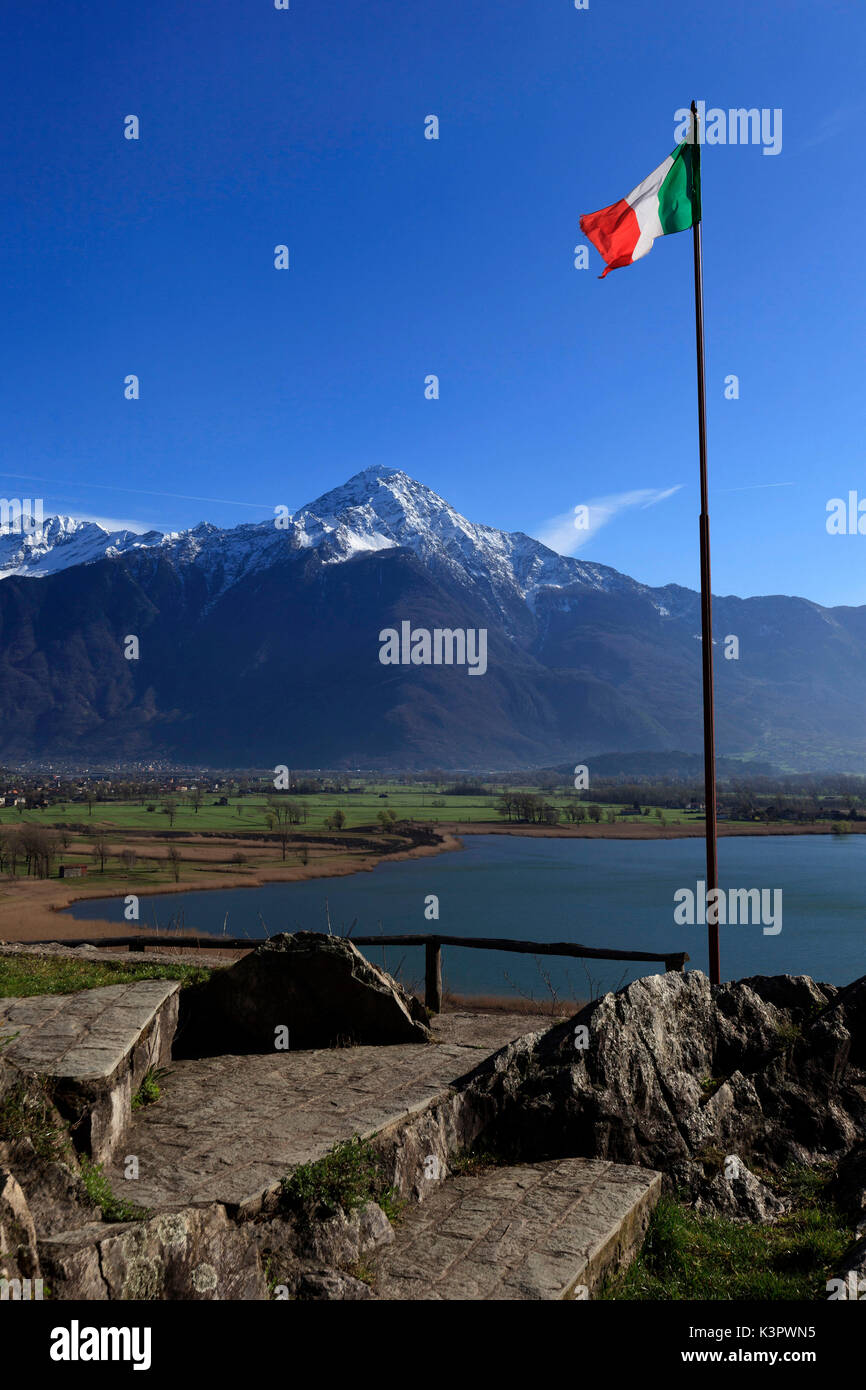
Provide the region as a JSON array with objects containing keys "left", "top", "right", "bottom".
[{"left": 64, "top": 835, "right": 866, "bottom": 999}]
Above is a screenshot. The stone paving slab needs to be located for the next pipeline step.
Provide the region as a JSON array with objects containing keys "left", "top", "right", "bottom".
[
  {"left": 104, "top": 1011, "right": 554, "bottom": 1213},
  {"left": 0, "top": 980, "right": 181, "bottom": 1081},
  {"left": 371, "top": 1158, "right": 662, "bottom": 1300}
]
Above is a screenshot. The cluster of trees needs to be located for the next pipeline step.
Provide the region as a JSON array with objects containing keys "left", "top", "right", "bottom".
[
  {"left": 0, "top": 826, "right": 117, "bottom": 877},
  {"left": 263, "top": 797, "right": 346, "bottom": 859},
  {"left": 264, "top": 799, "right": 308, "bottom": 859},
  {"left": 0, "top": 825, "right": 66, "bottom": 877},
  {"left": 496, "top": 796, "right": 665, "bottom": 826},
  {"left": 572, "top": 780, "right": 703, "bottom": 809},
  {"left": 0, "top": 825, "right": 183, "bottom": 880},
  {"left": 568, "top": 774, "right": 866, "bottom": 820},
  {"left": 723, "top": 793, "right": 866, "bottom": 823},
  {"left": 579, "top": 779, "right": 866, "bottom": 822},
  {"left": 441, "top": 780, "right": 487, "bottom": 796},
  {"left": 496, "top": 793, "right": 560, "bottom": 825}
]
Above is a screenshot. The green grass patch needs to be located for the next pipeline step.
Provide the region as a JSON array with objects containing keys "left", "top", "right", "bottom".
[
  {"left": 131, "top": 1066, "right": 167, "bottom": 1111},
  {"left": 0, "top": 790, "right": 759, "bottom": 836},
  {"left": 78, "top": 1156, "right": 150, "bottom": 1223},
  {"left": 280, "top": 1135, "right": 401, "bottom": 1224},
  {"left": 0, "top": 956, "right": 211, "bottom": 998},
  {"left": 601, "top": 1168, "right": 853, "bottom": 1301}
]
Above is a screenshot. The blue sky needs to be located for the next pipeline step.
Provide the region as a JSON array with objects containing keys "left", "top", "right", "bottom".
[{"left": 1, "top": 0, "right": 864, "bottom": 605}]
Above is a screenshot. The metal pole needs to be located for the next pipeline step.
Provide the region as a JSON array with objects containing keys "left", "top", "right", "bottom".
[
  {"left": 690, "top": 100, "right": 720, "bottom": 986},
  {"left": 695, "top": 102, "right": 722, "bottom": 984}
]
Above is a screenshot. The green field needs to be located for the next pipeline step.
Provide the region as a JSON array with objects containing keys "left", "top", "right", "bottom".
[{"left": 0, "top": 786, "right": 716, "bottom": 835}]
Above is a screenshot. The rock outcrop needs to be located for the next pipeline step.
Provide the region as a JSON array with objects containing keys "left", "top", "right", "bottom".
[
  {"left": 39, "top": 1206, "right": 267, "bottom": 1301},
  {"left": 0, "top": 1166, "right": 40, "bottom": 1284},
  {"left": 464, "top": 970, "right": 866, "bottom": 1218},
  {"left": 254, "top": 1199, "right": 393, "bottom": 1300},
  {"left": 179, "top": 932, "right": 432, "bottom": 1053}
]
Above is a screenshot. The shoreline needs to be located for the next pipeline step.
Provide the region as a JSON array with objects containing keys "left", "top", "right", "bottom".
[
  {"left": 0, "top": 828, "right": 464, "bottom": 945},
  {"left": 0, "top": 818, "right": 858, "bottom": 945},
  {"left": 445, "top": 820, "right": 866, "bottom": 840}
]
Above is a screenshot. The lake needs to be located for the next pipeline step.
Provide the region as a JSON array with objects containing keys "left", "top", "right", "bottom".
[{"left": 64, "top": 834, "right": 866, "bottom": 1000}]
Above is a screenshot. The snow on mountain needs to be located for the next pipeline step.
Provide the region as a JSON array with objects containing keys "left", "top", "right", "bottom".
[
  {"left": 0, "top": 469, "right": 651, "bottom": 615},
  {"left": 287, "top": 465, "right": 641, "bottom": 606},
  {"left": 0, "top": 515, "right": 163, "bottom": 579}
]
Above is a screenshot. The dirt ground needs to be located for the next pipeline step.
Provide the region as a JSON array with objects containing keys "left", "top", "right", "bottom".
[{"left": 0, "top": 829, "right": 463, "bottom": 944}]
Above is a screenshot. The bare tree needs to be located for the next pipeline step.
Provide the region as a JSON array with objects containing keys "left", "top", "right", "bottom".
[
  {"left": 166, "top": 846, "right": 182, "bottom": 882},
  {"left": 266, "top": 799, "right": 296, "bottom": 860},
  {"left": 0, "top": 828, "right": 23, "bottom": 876},
  {"left": 91, "top": 833, "right": 110, "bottom": 873}
]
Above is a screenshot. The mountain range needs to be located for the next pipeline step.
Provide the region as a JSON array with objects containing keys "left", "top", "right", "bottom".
[{"left": 0, "top": 466, "right": 863, "bottom": 770}]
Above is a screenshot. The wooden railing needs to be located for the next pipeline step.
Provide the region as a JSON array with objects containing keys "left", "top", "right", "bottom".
[
  {"left": 35, "top": 932, "right": 689, "bottom": 1013},
  {"left": 352, "top": 935, "right": 688, "bottom": 1012}
]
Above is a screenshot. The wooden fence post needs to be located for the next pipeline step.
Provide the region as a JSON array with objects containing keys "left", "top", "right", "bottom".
[{"left": 425, "top": 938, "right": 442, "bottom": 1013}]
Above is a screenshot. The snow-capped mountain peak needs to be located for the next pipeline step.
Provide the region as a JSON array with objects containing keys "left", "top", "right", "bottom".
[
  {"left": 0, "top": 469, "right": 643, "bottom": 618},
  {"left": 0, "top": 514, "right": 163, "bottom": 579},
  {"left": 290, "top": 467, "right": 635, "bottom": 608}
]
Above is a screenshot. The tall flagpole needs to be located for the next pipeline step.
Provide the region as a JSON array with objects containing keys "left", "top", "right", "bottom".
[{"left": 690, "top": 100, "right": 720, "bottom": 985}]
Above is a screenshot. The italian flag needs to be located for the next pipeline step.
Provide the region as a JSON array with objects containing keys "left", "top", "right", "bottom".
[{"left": 580, "top": 140, "right": 700, "bottom": 279}]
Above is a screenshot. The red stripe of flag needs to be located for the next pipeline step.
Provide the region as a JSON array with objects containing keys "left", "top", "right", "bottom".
[{"left": 579, "top": 199, "right": 641, "bottom": 279}]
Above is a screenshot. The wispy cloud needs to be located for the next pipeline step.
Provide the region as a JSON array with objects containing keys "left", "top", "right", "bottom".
[
  {"left": 0, "top": 471, "right": 272, "bottom": 509},
  {"left": 532, "top": 486, "right": 682, "bottom": 556},
  {"left": 801, "top": 104, "right": 863, "bottom": 153}
]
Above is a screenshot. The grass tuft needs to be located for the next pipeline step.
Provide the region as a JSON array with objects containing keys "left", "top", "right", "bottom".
[
  {"left": 600, "top": 1167, "right": 853, "bottom": 1301},
  {"left": 78, "top": 1155, "right": 150, "bottom": 1223},
  {"left": 280, "top": 1134, "right": 400, "bottom": 1223},
  {"left": 131, "top": 1066, "right": 167, "bottom": 1111}
]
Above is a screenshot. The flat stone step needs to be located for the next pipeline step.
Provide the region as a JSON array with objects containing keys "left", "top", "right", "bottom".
[
  {"left": 0, "top": 981, "right": 180, "bottom": 1163},
  {"left": 102, "top": 1011, "right": 554, "bottom": 1214},
  {"left": 0, "top": 980, "right": 179, "bottom": 1079},
  {"left": 371, "top": 1157, "right": 661, "bottom": 1300}
]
